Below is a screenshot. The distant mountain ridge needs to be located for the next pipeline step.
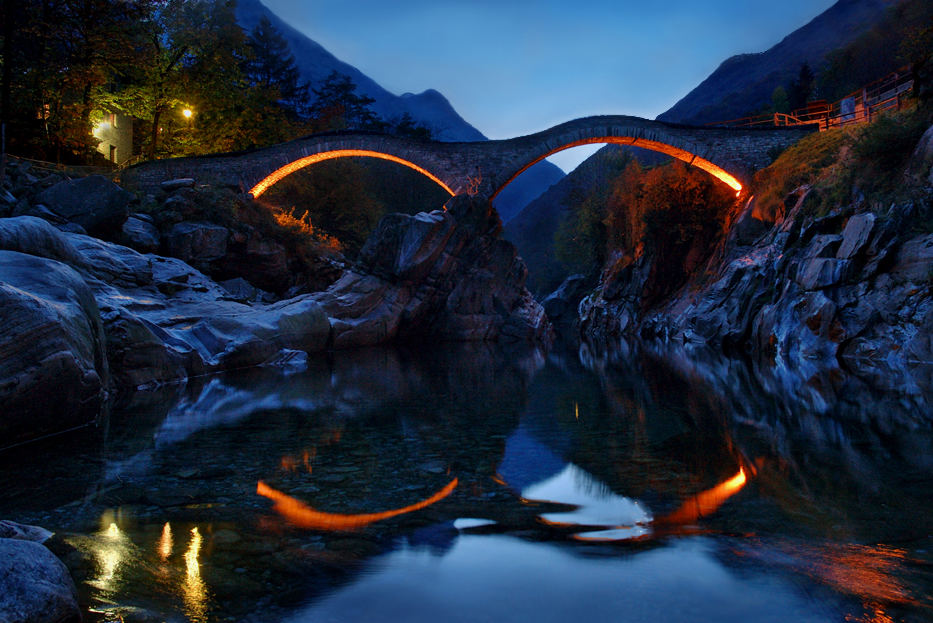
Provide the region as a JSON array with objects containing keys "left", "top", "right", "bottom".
[
  {"left": 234, "top": 0, "right": 484, "bottom": 141},
  {"left": 234, "top": 0, "right": 565, "bottom": 222},
  {"left": 658, "top": 0, "right": 900, "bottom": 125}
]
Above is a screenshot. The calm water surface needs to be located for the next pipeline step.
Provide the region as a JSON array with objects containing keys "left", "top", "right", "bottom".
[{"left": 1, "top": 342, "right": 932, "bottom": 622}]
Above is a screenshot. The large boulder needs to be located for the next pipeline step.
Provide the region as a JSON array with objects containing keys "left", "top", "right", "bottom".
[
  {"left": 36, "top": 174, "right": 131, "bottom": 237},
  {"left": 542, "top": 274, "right": 590, "bottom": 330},
  {"left": 0, "top": 251, "right": 109, "bottom": 444},
  {"left": 166, "top": 221, "right": 228, "bottom": 265},
  {"left": 314, "top": 195, "right": 551, "bottom": 348},
  {"left": 121, "top": 215, "right": 160, "bottom": 253},
  {"left": 0, "top": 538, "right": 80, "bottom": 623}
]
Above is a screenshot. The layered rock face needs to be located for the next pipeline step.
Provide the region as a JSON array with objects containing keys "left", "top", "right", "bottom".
[
  {"left": 314, "top": 195, "right": 551, "bottom": 347},
  {"left": 579, "top": 191, "right": 932, "bottom": 382}
]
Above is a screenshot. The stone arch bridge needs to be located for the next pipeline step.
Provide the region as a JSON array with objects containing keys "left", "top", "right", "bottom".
[{"left": 121, "top": 115, "right": 815, "bottom": 199}]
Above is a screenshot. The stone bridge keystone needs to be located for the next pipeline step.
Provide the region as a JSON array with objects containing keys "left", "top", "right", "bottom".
[{"left": 121, "top": 115, "right": 815, "bottom": 201}]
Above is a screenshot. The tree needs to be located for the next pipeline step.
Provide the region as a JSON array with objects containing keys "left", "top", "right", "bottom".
[
  {"left": 771, "top": 86, "right": 790, "bottom": 114},
  {"left": 788, "top": 63, "right": 815, "bottom": 111},
  {"left": 243, "top": 16, "right": 310, "bottom": 116},
  {"left": 390, "top": 112, "right": 432, "bottom": 140},
  {"left": 0, "top": 0, "right": 143, "bottom": 161},
  {"left": 900, "top": 19, "right": 933, "bottom": 102},
  {"left": 309, "top": 71, "right": 384, "bottom": 131}
]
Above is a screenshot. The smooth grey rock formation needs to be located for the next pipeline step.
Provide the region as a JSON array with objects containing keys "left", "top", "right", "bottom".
[
  {"left": 0, "top": 216, "right": 332, "bottom": 424},
  {"left": 0, "top": 538, "right": 80, "bottom": 623},
  {"left": 36, "top": 174, "right": 131, "bottom": 236},
  {"left": 0, "top": 251, "right": 109, "bottom": 445},
  {"left": 122, "top": 215, "right": 161, "bottom": 252}
]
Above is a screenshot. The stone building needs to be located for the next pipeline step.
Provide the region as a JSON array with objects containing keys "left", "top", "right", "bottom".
[{"left": 92, "top": 111, "right": 133, "bottom": 165}]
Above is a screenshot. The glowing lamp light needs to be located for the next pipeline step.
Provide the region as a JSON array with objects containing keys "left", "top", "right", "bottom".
[{"left": 182, "top": 109, "right": 193, "bottom": 119}]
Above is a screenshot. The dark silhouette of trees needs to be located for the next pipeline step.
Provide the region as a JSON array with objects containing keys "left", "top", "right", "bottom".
[
  {"left": 244, "top": 16, "right": 310, "bottom": 116},
  {"left": 309, "top": 71, "right": 384, "bottom": 131},
  {"left": 788, "top": 63, "right": 814, "bottom": 111}
]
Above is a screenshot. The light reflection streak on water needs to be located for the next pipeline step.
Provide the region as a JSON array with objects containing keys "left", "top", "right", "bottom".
[
  {"left": 158, "top": 522, "right": 173, "bottom": 561},
  {"left": 183, "top": 527, "right": 209, "bottom": 623},
  {"left": 656, "top": 468, "right": 747, "bottom": 527},
  {"left": 93, "top": 522, "right": 125, "bottom": 588},
  {"left": 257, "top": 478, "right": 458, "bottom": 530}
]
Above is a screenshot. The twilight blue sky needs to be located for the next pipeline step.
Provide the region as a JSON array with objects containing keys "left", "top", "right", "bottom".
[{"left": 262, "top": 0, "right": 837, "bottom": 171}]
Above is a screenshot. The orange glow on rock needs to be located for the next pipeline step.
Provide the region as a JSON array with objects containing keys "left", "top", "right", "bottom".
[
  {"left": 249, "top": 150, "right": 456, "bottom": 198},
  {"left": 257, "top": 478, "right": 458, "bottom": 531},
  {"left": 493, "top": 136, "right": 743, "bottom": 197},
  {"left": 657, "top": 468, "right": 747, "bottom": 526}
]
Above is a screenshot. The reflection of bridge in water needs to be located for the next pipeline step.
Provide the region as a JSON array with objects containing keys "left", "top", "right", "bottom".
[{"left": 122, "top": 115, "right": 816, "bottom": 200}]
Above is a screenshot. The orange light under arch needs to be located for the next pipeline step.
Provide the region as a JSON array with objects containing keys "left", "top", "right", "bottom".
[
  {"left": 249, "top": 149, "right": 456, "bottom": 198},
  {"left": 492, "top": 136, "right": 744, "bottom": 198},
  {"left": 257, "top": 478, "right": 458, "bottom": 531}
]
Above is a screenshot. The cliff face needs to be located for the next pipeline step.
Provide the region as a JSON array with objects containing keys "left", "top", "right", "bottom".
[{"left": 579, "top": 124, "right": 933, "bottom": 388}]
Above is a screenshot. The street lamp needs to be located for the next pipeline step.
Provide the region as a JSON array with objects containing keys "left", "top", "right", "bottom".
[{"left": 182, "top": 108, "right": 193, "bottom": 128}]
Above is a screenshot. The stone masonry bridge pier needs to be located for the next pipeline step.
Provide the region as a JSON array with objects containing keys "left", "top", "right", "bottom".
[{"left": 121, "top": 115, "right": 815, "bottom": 200}]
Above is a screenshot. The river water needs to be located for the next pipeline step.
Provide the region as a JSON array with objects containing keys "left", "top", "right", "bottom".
[{"left": 1, "top": 342, "right": 931, "bottom": 622}]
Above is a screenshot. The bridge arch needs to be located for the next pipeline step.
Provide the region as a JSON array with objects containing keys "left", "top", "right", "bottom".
[
  {"left": 488, "top": 119, "right": 747, "bottom": 200},
  {"left": 248, "top": 148, "right": 456, "bottom": 198},
  {"left": 121, "top": 116, "right": 812, "bottom": 200}
]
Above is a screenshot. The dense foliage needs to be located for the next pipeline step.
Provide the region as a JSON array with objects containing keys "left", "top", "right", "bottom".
[
  {"left": 0, "top": 0, "right": 429, "bottom": 163},
  {"left": 817, "top": 0, "right": 933, "bottom": 103},
  {"left": 554, "top": 156, "right": 737, "bottom": 301},
  {"left": 750, "top": 0, "right": 932, "bottom": 119}
]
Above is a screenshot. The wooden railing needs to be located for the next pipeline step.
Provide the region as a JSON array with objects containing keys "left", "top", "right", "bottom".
[{"left": 707, "top": 69, "right": 915, "bottom": 131}]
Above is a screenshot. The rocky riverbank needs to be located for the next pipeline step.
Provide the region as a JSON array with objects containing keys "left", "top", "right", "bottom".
[
  {"left": 577, "top": 124, "right": 933, "bottom": 392},
  {"left": 0, "top": 161, "right": 549, "bottom": 449}
]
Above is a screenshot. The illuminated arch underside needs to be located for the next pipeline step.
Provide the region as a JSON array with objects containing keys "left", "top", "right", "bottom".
[
  {"left": 494, "top": 137, "right": 743, "bottom": 198},
  {"left": 249, "top": 149, "right": 456, "bottom": 198}
]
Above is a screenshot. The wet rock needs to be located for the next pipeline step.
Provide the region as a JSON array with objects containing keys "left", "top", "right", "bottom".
[
  {"left": 36, "top": 174, "right": 131, "bottom": 237},
  {"left": 0, "top": 538, "right": 80, "bottom": 623},
  {"left": 121, "top": 215, "right": 160, "bottom": 253}
]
